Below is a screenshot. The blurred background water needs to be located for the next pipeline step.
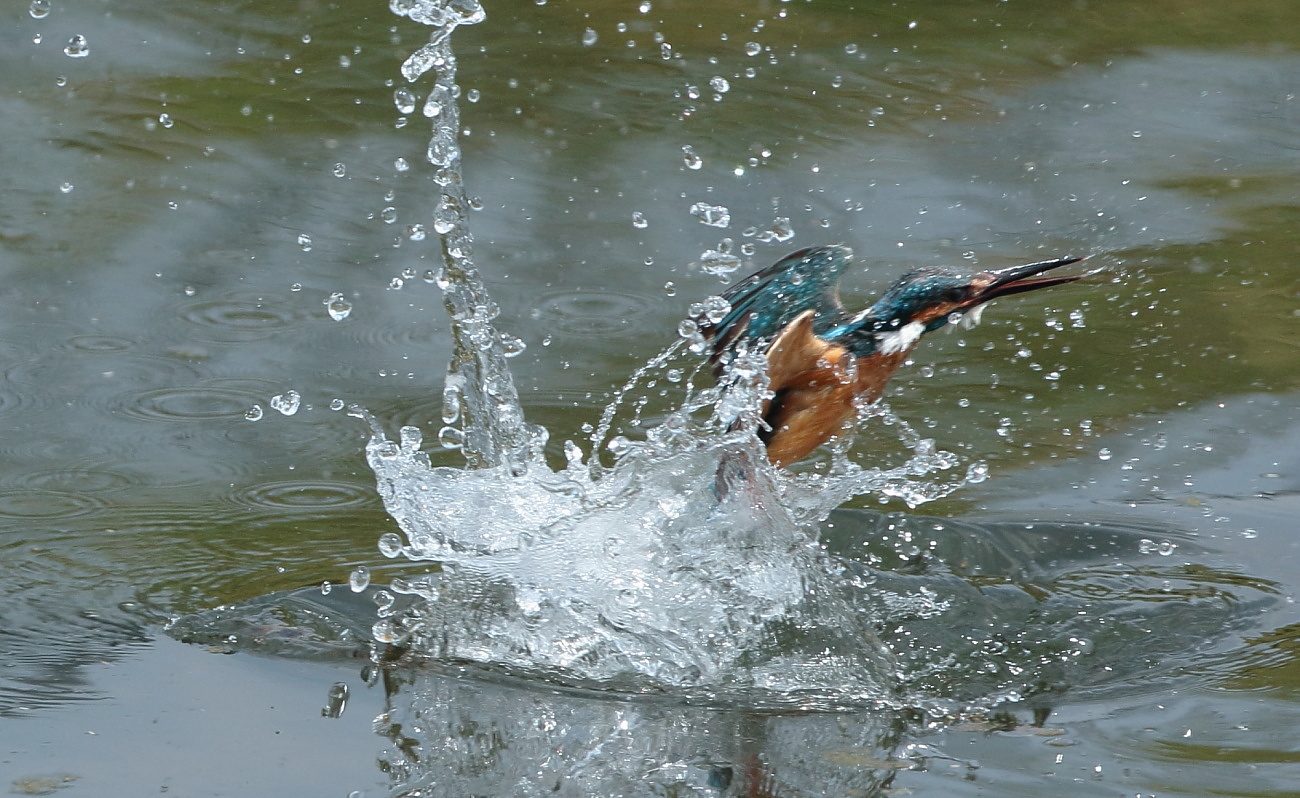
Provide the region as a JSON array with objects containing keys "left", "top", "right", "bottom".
[{"left": 2, "top": 0, "right": 1299, "bottom": 795}]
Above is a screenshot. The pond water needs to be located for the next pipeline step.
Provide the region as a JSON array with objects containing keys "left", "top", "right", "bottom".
[{"left": 3, "top": 0, "right": 1299, "bottom": 795}]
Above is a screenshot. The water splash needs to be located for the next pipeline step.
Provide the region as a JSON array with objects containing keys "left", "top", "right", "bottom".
[
  {"left": 394, "top": 0, "right": 543, "bottom": 474},
  {"left": 368, "top": 0, "right": 981, "bottom": 703},
  {"left": 363, "top": 319, "right": 975, "bottom": 702}
]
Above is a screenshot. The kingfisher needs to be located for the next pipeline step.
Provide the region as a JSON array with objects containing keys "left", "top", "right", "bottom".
[{"left": 696, "top": 245, "right": 1088, "bottom": 467}]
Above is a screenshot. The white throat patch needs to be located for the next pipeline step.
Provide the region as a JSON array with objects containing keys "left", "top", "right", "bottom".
[{"left": 877, "top": 320, "right": 925, "bottom": 355}]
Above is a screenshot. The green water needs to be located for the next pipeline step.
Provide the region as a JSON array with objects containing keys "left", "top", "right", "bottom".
[{"left": 2, "top": 0, "right": 1299, "bottom": 794}]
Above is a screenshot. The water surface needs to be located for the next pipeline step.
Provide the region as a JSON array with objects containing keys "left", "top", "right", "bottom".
[{"left": 2, "top": 0, "right": 1299, "bottom": 795}]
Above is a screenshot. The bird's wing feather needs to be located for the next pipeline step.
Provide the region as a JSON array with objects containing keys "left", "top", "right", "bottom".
[
  {"left": 764, "top": 310, "right": 837, "bottom": 392},
  {"left": 696, "top": 245, "right": 855, "bottom": 371}
]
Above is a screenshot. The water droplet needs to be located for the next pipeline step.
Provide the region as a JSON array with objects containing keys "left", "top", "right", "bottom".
[
  {"left": 244, "top": 404, "right": 264, "bottom": 421},
  {"left": 159, "top": 112, "right": 174, "bottom": 129},
  {"left": 338, "top": 54, "right": 351, "bottom": 68},
  {"left": 63, "top": 34, "right": 89, "bottom": 57},
  {"left": 332, "top": 162, "right": 347, "bottom": 178},
  {"left": 689, "top": 202, "right": 731, "bottom": 228},
  {"left": 269, "top": 390, "right": 301, "bottom": 416},
  {"left": 638, "top": 0, "right": 651, "bottom": 12},
  {"left": 1139, "top": 538, "right": 1177, "bottom": 556},
  {"left": 438, "top": 425, "right": 464, "bottom": 450},
  {"left": 698, "top": 241, "right": 742, "bottom": 276},
  {"left": 582, "top": 27, "right": 598, "bottom": 46},
  {"left": 709, "top": 75, "right": 730, "bottom": 93},
  {"left": 378, "top": 532, "right": 405, "bottom": 558},
  {"left": 393, "top": 87, "right": 417, "bottom": 114},
  {"left": 348, "top": 566, "right": 371, "bottom": 593},
  {"left": 755, "top": 217, "right": 794, "bottom": 243},
  {"left": 394, "top": 157, "right": 410, "bottom": 172},
  {"left": 329, "top": 398, "right": 345, "bottom": 411},
  {"left": 1097, "top": 447, "right": 1112, "bottom": 461},
  {"left": 663, "top": 281, "right": 676, "bottom": 296},
  {"left": 499, "top": 333, "right": 526, "bottom": 358},
  {"left": 32, "top": 33, "right": 43, "bottom": 44},
  {"left": 744, "top": 41, "right": 761, "bottom": 56},
  {"left": 58, "top": 182, "right": 74, "bottom": 194},
  {"left": 1131, "top": 130, "right": 1143, "bottom": 138},
  {"left": 698, "top": 295, "right": 732, "bottom": 324},
  {"left": 427, "top": 137, "right": 459, "bottom": 167},
  {"left": 607, "top": 436, "right": 632, "bottom": 456},
  {"left": 324, "top": 292, "right": 352, "bottom": 321},
  {"left": 320, "top": 580, "right": 332, "bottom": 595},
  {"left": 54, "top": 75, "right": 67, "bottom": 87},
  {"left": 406, "top": 223, "right": 427, "bottom": 241},
  {"left": 29, "top": 0, "right": 50, "bottom": 19},
  {"left": 297, "top": 233, "right": 313, "bottom": 251},
  {"left": 631, "top": 211, "right": 648, "bottom": 229},
  {"left": 681, "top": 144, "right": 703, "bottom": 170}
]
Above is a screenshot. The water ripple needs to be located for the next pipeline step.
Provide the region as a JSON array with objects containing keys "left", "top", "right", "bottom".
[
  {"left": 0, "top": 490, "right": 105, "bottom": 519},
  {"left": 178, "top": 293, "right": 312, "bottom": 342},
  {"left": 536, "top": 288, "right": 654, "bottom": 337},
  {"left": 120, "top": 382, "right": 267, "bottom": 422},
  {"left": 60, "top": 334, "right": 136, "bottom": 353},
  {"left": 231, "top": 479, "right": 378, "bottom": 511},
  {"left": 12, "top": 467, "right": 139, "bottom": 494}
]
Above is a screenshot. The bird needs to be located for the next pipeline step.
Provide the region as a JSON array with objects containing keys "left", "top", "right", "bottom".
[{"left": 695, "top": 245, "right": 1088, "bottom": 468}]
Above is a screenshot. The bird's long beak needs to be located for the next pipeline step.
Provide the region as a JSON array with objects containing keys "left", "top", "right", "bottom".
[{"left": 964, "top": 255, "right": 1092, "bottom": 306}]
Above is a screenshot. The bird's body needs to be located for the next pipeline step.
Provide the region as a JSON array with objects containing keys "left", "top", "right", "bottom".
[{"left": 697, "top": 245, "right": 1087, "bottom": 467}]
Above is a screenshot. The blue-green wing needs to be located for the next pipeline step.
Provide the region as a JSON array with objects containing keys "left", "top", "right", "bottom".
[{"left": 697, "top": 245, "right": 854, "bottom": 369}]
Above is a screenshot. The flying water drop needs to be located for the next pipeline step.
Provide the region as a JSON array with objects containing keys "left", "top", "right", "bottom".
[
  {"left": 63, "top": 34, "right": 88, "bottom": 58},
  {"left": 269, "top": 390, "right": 301, "bottom": 416},
  {"left": 393, "top": 86, "right": 417, "bottom": 114},
  {"left": 689, "top": 202, "right": 730, "bottom": 228},
  {"left": 324, "top": 292, "right": 353, "bottom": 320},
  {"left": 349, "top": 566, "right": 371, "bottom": 592}
]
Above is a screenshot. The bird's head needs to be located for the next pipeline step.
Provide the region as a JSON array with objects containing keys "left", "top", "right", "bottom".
[{"left": 848, "top": 255, "right": 1088, "bottom": 354}]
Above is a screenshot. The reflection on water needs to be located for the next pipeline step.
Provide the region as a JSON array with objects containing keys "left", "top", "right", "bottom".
[{"left": 371, "top": 662, "right": 902, "bottom": 797}]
